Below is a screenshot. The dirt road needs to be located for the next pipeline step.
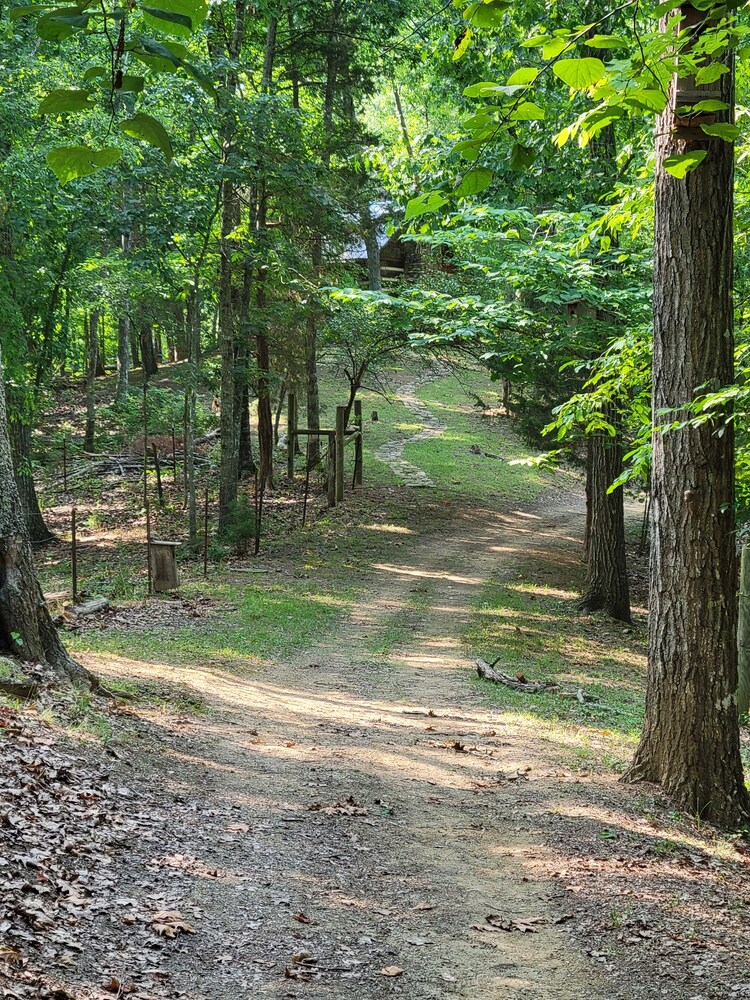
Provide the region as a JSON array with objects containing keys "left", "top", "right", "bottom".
[{"left": 82, "top": 493, "right": 608, "bottom": 999}]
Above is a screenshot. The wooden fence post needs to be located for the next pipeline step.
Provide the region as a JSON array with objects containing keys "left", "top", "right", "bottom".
[
  {"left": 327, "top": 440, "right": 336, "bottom": 508},
  {"left": 335, "top": 405, "right": 345, "bottom": 504},
  {"left": 287, "top": 392, "right": 297, "bottom": 481},
  {"left": 354, "top": 399, "right": 363, "bottom": 488},
  {"left": 71, "top": 506, "right": 78, "bottom": 602},
  {"left": 738, "top": 544, "right": 750, "bottom": 717}
]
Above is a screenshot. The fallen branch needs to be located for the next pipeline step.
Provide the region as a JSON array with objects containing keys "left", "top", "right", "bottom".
[{"left": 476, "top": 658, "right": 556, "bottom": 693}]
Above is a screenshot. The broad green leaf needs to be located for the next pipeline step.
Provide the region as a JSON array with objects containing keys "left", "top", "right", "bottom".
[
  {"left": 463, "top": 81, "right": 499, "bottom": 97},
  {"left": 700, "top": 122, "right": 740, "bottom": 141},
  {"left": 694, "top": 62, "right": 730, "bottom": 85},
  {"left": 470, "top": 0, "right": 512, "bottom": 28},
  {"left": 452, "top": 138, "right": 485, "bottom": 161},
  {"left": 585, "top": 34, "right": 627, "bottom": 49},
  {"left": 36, "top": 8, "right": 89, "bottom": 40},
  {"left": 552, "top": 57, "right": 606, "bottom": 90},
  {"left": 83, "top": 65, "right": 108, "bottom": 80},
  {"left": 510, "top": 101, "right": 546, "bottom": 121},
  {"left": 506, "top": 66, "right": 539, "bottom": 86},
  {"left": 117, "top": 74, "right": 145, "bottom": 93},
  {"left": 46, "top": 145, "right": 122, "bottom": 184},
  {"left": 40, "top": 88, "right": 93, "bottom": 114},
  {"left": 142, "top": 5, "right": 193, "bottom": 37},
  {"left": 542, "top": 37, "right": 569, "bottom": 60},
  {"left": 686, "top": 99, "right": 730, "bottom": 112},
  {"left": 510, "top": 143, "right": 536, "bottom": 170},
  {"left": 129, "top": 35, "right": 185, "bottom": 72},
  {"left": 453, "top": 27, "right": 473, "bottom": 61},
  {"left": 119, "top": 112, "right": 173, "bottom": 161},
  {"left": 621, "top": 88, "right": 667, "bottom": 113},
  {"left": 183, "top": 61, "right": 216, "bottom": 97},
  {"left": 663, "top": 150, "right": 708, "bottom": 178},
  {"left": 10, "top": 4, "right": 57, "bottom": 19},
  {"left": 404, "top": 192, "right": 449, "bottom": 220},
  {"left": 455, "top": 166, "right": 493, "bottom": 197},
  {"left": 462, "top": 112, "right": 493, "bottom": 129}
]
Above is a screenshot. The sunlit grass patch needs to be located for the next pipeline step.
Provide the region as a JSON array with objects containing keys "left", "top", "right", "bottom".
[{"left": 466, "top": 570, "right": 647, "bottom": 763}]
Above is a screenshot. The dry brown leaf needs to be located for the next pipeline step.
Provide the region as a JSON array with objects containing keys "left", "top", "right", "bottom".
[
  {"left": 226, "top": 823, "right": 251, "bottom": 833},
  {"left": 380, "top": 966, "right": 404, "bottom": 977},
  {"left": 292, "top": 912, "right": 315, "bottom": 925},
  {"left": 150, "top": 910, "right": 196, "bottom": 938}
]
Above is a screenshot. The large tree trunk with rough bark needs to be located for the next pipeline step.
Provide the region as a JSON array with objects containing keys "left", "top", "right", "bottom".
[
  {"left": 624, "top": 45, "right": 749, "bottom": 827},
  {"left": 8, "top": 394, "right": 54, "bottom": 545},
  {"left": 0, "top": 357, "right": 90, "bottom": 684},
  {"left": 579, "top": 417, "right": 630, "bottom": 622},
  {"left": 139, "top": 320, "right": 158, "bottom": 378}
]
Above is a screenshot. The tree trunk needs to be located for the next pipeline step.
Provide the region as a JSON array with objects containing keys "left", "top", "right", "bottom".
[
  {"left": 7, "top": 391, "right": 54, "bottom": 545},
  {"left": 579, "top": 422, "right": 630, "bottom": 622},
  {"left": 84, "top": 310, "right": 99, "bottom": 452},
  {"left": 140, "top": 320, "right": 158, "bottom": 377},
  {"left": 185, "top": 285, "right": 201, "bottom": 545},
  {"left": 216, "top": 0, "right": 246, "bottom": 534},
  {"left": 363, "top": 204, "right": 382, "bottom": 292},
  {"left": 624, "top": 47, "right": 750, "bottom": 826},
  {"left": 0, "top": 355, "right": 90, "bottom": 684},
  {"left": 116, "top": 232, "right": 131, "bottom": 405}
]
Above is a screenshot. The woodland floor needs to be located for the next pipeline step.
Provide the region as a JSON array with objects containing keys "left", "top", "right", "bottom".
[{"left": 2, "top": 362, "right": 750, "bottom": 999}]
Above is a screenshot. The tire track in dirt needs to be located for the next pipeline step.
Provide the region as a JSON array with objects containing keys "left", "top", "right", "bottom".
[{"left": 374, "top": 365, "right": 449, "bottom": 487}]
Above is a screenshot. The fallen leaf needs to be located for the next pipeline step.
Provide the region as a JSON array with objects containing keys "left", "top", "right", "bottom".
[
  {"left": 226, "top": 823, "right": 251, "bottom": 833},
  {"left": 380, "top": 966, "right": 404, "bottom": 977},
  {"left": 150, "top": 911, "right": 196, "bottom": 938},
  {"left": 292, "top": 912, "right": 315, "bottom": 925}
]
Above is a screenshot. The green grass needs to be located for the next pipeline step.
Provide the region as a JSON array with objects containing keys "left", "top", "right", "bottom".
[
  {"left": 65, "top": 578, "right": 351, "bottom": 668},
  {"left": 465, "top": 571, "right": 647, "bottom": 767},
  {"left": 406, "top": 370, "right": 560, "bottom": 507}
]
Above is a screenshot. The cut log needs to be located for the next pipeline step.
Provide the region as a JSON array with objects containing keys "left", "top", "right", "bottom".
[{"left": 67, "top": 598, "right": 110, "bottom": 618}]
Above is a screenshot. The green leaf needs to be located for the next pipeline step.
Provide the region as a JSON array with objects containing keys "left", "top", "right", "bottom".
[
  {"left": 506, "top": 67, "right": 539, "bottom": 86},
  {"left": 183, "top": 61, "right": 216, "bottom": 97},
  {"left": 510, "top": 143, "right": 536, "bottom": 170},
  {"left": 663, "top": 149, "right": 708, "bottom": 178},
  {"left": 686, "top": 99, "right": 730, "bottom": 112},
  {"left": 404, "top": 192, "right": 449, "bottom": 220},
  {"left": 510, "top": 101, "right": 546, "bottom": 121},
  {"left": 453, "top": 26, "right": 473, "bottom": 61},
  {"left": 10, "top": 4, "right": 57, "bottom": 20},
  {"left": 455, "top": 166, "right": 493, "bottom": 197},
  {"left": 470, "top": 0, "right": 512, "bottom": 28},
  {"left": 119, "top": 112, "right": 173, "bottom": 161},
  {"left": 83, "top": 65, "right": 108, "bottom": 80},
  {"left": 129, "top": 36, "right": 185, "bottom": 72},
  {"left": 694, "top": 62, "right": 730, "bottom": 85},
  {"left": 462, "top": 112, "right": 493, "bottom": 129},
  {"left": 452, "top": 138, "right": 485, "bottom": 161},
  {"left": 39, "top": 88, "right": 93, "bottom": 114},
  {"left": 585, "top": 34, "right": 627, "bottom": 49},
  {"left": 700, "top": 122, "right": 740, "bottom": 141},
  {"left": 542, "top": 37, "right": 569, "bottom": 60},
  {"left": 142, "top": 5, "right": 193, "bottom": 36},
  {"left": 46, "top": 145, "right": 122, "bottom": 184},
  {"left": 36, "top": 8, "right": 89, "bottom": 40},
  {"left": 117, "top": 74, "right": 145, "bottom": 93},
  {"left": 552, "top": 57, "right": 606, "bottom": 90}
]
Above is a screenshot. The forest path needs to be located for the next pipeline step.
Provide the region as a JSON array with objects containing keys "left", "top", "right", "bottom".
[
  {"left": 373, "top": 364, "right": 449, "bottom": 486},
  {"left": 93, "top": 492, "right": 609, "bottom": 999}
]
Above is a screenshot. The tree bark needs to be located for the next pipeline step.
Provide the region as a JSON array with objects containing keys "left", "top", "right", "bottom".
[
  {"left": 84, "top": 310, "right": 99, "bottom": 452},
  {"left": 8, "top": 394, "right": 54, "bottom": 545},
  {"left": 624, "top": 46, "right": 750, "bottom": 826},
  {"left": 579, "top": 420, "right": 630, "bottom": 622},
  {"left": 0, "top": 355, "right": 90, "bottom": 684},
  {"left": 116, "top": 231, "right": 131, "bottom": 406},
  {"left": 139, "top": 320, "right": 158, "bottom": 378}
]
